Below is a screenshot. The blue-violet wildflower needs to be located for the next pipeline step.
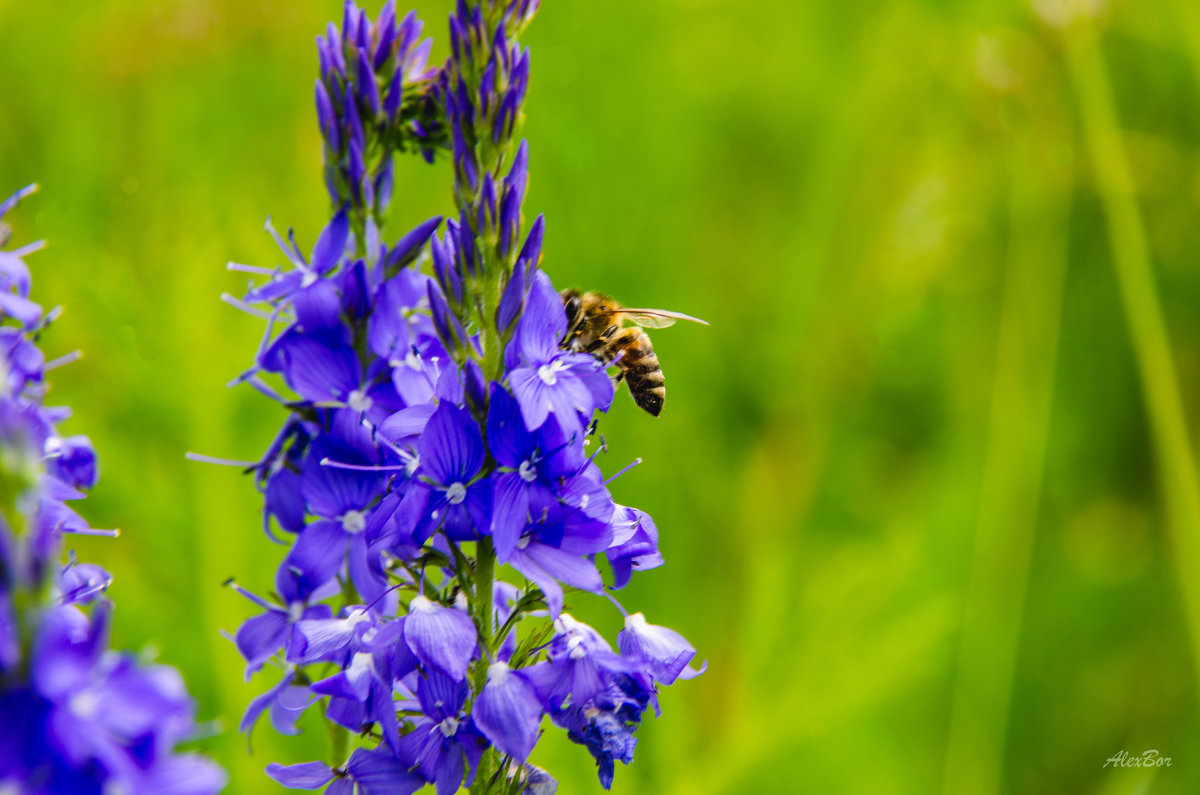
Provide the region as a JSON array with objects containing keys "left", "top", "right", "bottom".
[
  {"left": 0, "top": 184, "right": 225, "bottom": 794},
  {"left": 214, "top": 2, "right": 704, "bottom": 792}
]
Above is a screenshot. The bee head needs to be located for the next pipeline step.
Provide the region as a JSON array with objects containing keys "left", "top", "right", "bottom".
[{"left": 561, "top": 290, "right": 583, "bottom": 327}]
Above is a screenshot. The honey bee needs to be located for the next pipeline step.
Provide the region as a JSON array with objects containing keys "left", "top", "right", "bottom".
[{"left": 560, "top": 289, "right": 708, "bottom": 417}]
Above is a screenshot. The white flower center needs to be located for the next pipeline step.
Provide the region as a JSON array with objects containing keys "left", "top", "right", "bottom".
[
  {"left": 487, "top": 661, "right": 511, "bottom": 682},
  {"left": 537, "top": 359, "right": 568, "bottom": 386},
  {"left": 341, "top": 510, "right": 367, "bottom": 534},
  {"left": 43, "top": 436, "right": 63, "bottom": 458},
  {"left": 446, "top": 482, "right": 467, "bottom": 505},
  {"left": 288, "top": 602, "right": 305, "bottom": 622},
  {"left": 518, "top": 459, "right": 537, "bottom": 482},
  {"left": 347, "top": 389, "right": 373, "bottom": 413},
  {"left": 301, "top": 270, "right": 319, "bottom": 288},
  {"left": 579, "top": 494, "right": 590, "bottom": 510},
  {"left": 517, "top": 534, "right": 530, "bottom": 550},
  {"left": 567, "top": 636, "right": 587, "bottom": 661},
  {"left": 70, "top": 689, "right": 101, "bottom": 719},
  {"left": 438, "top": 716, "right": 460, "bottom": 738}
]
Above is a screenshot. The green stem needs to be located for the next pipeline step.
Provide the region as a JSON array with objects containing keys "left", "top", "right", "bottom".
[
  {"left": 328, "top": 717, "right": 349, "bottom": 768},
  {"left": 1066, "top": 22, "right": 1200, "bottom": 691},
  {"left": 470, "top": 537, "right": 496, "bottom": 794}
]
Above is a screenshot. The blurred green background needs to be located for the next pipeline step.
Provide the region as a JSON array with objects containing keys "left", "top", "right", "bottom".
[{"left": 4, "top": 0, "right": 1200, "bottom": 792}]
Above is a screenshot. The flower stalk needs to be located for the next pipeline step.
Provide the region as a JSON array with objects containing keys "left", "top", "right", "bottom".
[{"left": 217, "top": 3, "right": 704, "bottom": 793}]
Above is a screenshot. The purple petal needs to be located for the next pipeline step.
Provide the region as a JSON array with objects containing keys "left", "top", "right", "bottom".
[
  {"left": 311, "top": 207, "right": 349, "bottom": 273},
  {"left": 418, "top": 403, "right": 484, "bottom": 485},
  {"left": 283, "top": 519, "right": 350, "bottom": 595},
  {"left": 266, "top": 761, "right": 334, "bottom": 790},
  {"left": 240, "top": 669, "right": 295, "bottom": 734},
  {"left": 491, "top": 472, "right": 529, "bottom": 563},
  {"left": 404, "top": 595, "right": 477, "bottom": 681},
  {"left": 234, "top": 609, "right": 289, "bottom": 677},
  {"left": 617, "top": 613, "right": 706, "bottom": 684},
  {"left": 347, "top": 747, "right": 425, "bottom": 795},
  {"left": 474, "top": 662, "right": 543, "bottom": 761}
]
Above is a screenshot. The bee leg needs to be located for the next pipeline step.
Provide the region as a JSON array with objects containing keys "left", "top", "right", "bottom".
[{"left": 584, "top": 325, "right": 619, "bottom": 355}]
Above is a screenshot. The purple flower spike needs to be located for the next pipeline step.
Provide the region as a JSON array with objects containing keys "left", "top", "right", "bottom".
[
  {"left": 217, "top": 4, "right": 704, "bottom": 790},
  {"left": 1, "top": 186, "right": 223, "bottom": 791}
]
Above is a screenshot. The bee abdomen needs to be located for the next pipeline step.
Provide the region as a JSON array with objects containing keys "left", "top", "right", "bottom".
[{"left": 616, "top": 330, "right": 666, "bottom": 416}]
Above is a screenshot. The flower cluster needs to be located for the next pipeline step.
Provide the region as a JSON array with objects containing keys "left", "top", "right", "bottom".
[
  {"left": 314, "top": 0, "right": 443, "bottom": 238},
  {"left": 221, "top": 3, "right": 703, "bottom": 792},
  {"left": 0, "top": 185, "right": 225, "bottom": 793}
]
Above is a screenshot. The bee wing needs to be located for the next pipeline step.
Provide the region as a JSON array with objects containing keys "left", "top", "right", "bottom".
[{"left": 614, "top": 308, "right": 710, "bottom": 329}]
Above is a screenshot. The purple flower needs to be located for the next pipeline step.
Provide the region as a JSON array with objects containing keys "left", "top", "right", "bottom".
[
  {"left": 474, "top": 661, "right": 544, "bottom": 761},
  {"left": 605, "top": 505, "right": 664, "bottom": 589},
  {"left": 217, "top": 4, "right": 704, "bottom": 791},
  {"left": 618, "top": 612, "right": 706, "bottom": 685},
  {"left": 410, "top": 403, "right": 491, "bottom": 542},
  {"left": 268, "top": 747, "right": 425, "bottom": 794},
  {"left": 503, "top": 503, "right": 612, "bottom": 619},
  {"left": 0, "top": 185, "right": 223, "bottom": 791},
  {"left": 397, "top": 671, "right": 488, "bottom": 794},
  {"left": 403, "top": 595, "right": 477, "bottom": 681},
  {"left": 507, "top": 272, "right": 614, "bottom": 437}
]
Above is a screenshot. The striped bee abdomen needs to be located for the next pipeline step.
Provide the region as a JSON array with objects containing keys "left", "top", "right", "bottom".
[{"left": 613, "top": 328, "right": 666, "bottom": 417}]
